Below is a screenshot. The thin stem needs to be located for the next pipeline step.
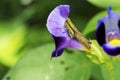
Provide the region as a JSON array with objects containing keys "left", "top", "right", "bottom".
[{"left": 106, "top": 62, "right": 114, "bottom": 80}]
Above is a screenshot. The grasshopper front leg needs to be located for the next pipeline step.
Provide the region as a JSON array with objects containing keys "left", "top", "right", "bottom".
[{"left": 65, "top": 22, "right": 75, "bottom": 38}]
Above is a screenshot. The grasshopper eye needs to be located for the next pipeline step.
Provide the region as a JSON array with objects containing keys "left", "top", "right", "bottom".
[{"left": 96, "top": 22, "right": 106, "bottom": 46}]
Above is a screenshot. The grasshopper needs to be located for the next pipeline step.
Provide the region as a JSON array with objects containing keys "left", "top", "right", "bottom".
[{"left": 65, "top": 18, "right": 91, "bottom": 51}]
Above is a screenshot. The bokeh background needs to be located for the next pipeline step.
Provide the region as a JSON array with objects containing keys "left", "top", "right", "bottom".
[{"left": 0, "top": 0, "right": 120, "bottom": 80}]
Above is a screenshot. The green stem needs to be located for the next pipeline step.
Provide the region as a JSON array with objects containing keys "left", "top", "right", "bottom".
[{"left": 106, "top": 62, "right": 114, "bottom": 80}]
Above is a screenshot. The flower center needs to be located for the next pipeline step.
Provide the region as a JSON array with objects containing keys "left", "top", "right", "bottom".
[
  {"left": 106, "top": 31, "right": 119, "bottom": 42},
  {"left": 106, "top": 31, "right": 120, "bottom": 46},
  {"left": 110, "top": 39, "right": 120, "bottom": 46}
]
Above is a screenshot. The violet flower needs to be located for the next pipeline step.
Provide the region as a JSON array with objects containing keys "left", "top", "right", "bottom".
[
  {"left": 96, "top": 6, "right": 120, "bottom": 56},
  {"left": 46, "top": 5, "right": 90, "bottom": 58}
]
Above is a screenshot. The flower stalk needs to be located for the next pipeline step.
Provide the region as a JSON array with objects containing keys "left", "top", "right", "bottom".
[
  {"left": 101, "top": 62, "right": 114, "bottom": 80},
  {"left": 106, "top": 62, "right": 114, "bottom": 80}
]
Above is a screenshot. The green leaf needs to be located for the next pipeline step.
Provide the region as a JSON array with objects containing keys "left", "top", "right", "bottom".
[
  {"left": 0, "top": 64, "right": 9, "bottom": 79},
  {"left": 3, "top": 44, "right": 93, "bottom": 80},
  {"left": 112, "top": 61, "right": 120, "bottom": 80},
  {"left": 27, "top": 27, "right": 52, "bottom": 47},
  {"left": 101, "top": 63, "right": 111, "bottom": 80},
  {"left": 87, "top": 0, "right": 120, "bottom": 9},
  {"left": 100, "top": 61, "right": 120, "bottom": 80},
  {"left": 0, "top": 21, "right": 27, "bottom": 67},
  {"left": 83, "top": 11, "right": 107, "bottom": 36},
  {"left": 90, "top": 64, "right": 103, "bottom": 80}
]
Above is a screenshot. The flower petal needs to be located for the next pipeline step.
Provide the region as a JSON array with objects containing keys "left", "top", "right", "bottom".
[
  {"left": 52, "top": 48, "right": 64, "bottom": 58},
  {"left": 101, "top": 7, "right": 120, "bottom": 39},
  {"left": 66, "top": 38, "right": 83, "bottom": 50},
  {"left": 102, "top": 43, "right": 120, "bottom": 56},
  {"left": 96, "top": 19, "right": 106, "bottom": 46},
  {"left": 47, "top": 5, "right": 70, "bottom": 37},
  {"left": 51, "top": 36, "right": 66, "bottom": 58},
  {"left": 51, "top": 35, "right": 83, "bottom": 58}
]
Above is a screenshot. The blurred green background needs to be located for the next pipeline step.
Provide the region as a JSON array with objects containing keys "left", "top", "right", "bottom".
[{"left": 0, "top": 0, "right": 120, "bottom": 80}]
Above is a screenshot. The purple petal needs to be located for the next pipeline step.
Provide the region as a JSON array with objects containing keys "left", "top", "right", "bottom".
[
  {"left": 52, "top": 48, "right": 64, "bottom": 58},
  {"left": 107, "top": 6, "right": 111, "bottom": 17},
  {"left": 102, "top": 43, "right": 120, "bottom": 56},
  {"left": 102, "top": 7, "right": 120, "bottom": 40},
  {"left": 96, "top": 19, "right": 106, "bottom": 46},
  {"left": 51, "top": 35, "right": 83, "bottom": 58},
  {"left": 46, "top": 5, "right": 70, "bottom": 37},
  {"left": 66, "top": 37, "right": 83, "bottom": 50},
  {"left": 51, "top": 36, "right": 66, "bottom": 58}
]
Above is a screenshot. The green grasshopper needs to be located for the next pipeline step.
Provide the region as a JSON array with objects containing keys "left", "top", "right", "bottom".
[{"left": 65, "top": 18, "right": 91, "bottom": 51}]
